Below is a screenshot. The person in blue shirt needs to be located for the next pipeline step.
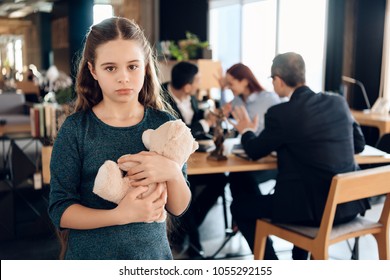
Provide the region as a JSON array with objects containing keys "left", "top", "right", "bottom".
[
  {"left": 48, "top": 17, "right": 191, "bottom": 260},
  {"left": 220, "top": 63, "right": 281, "bottom": 201}
]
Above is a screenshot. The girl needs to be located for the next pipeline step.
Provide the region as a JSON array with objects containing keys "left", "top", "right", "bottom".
[{"left": 48, "top": 17, "right": 191, "bottom": 260}]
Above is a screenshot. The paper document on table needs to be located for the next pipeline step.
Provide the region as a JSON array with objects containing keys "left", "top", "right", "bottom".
[
  {"left": 232, "top": 144, "right": 277, "bottom": 160},
  {"left": 196, "top": 140, "right": 215, "bottom": 153},
  {"left": 359, "top": 145, "right": 388, "bottom": 156},
  {"left": 232, "top": 144, "right": 245, "bottom": 154},
  {"left": 232, "top": 144, "right": 251, "bottom": 160}
]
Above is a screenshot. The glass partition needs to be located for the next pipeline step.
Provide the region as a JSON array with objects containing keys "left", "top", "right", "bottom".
[{"left": 209, "top": 0, "right": 328, "bottom": 92}]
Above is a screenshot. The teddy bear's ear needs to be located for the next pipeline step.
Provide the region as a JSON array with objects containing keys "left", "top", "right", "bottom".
[{"left": 168, "top": 120, "right": 188, "bottom": 140}]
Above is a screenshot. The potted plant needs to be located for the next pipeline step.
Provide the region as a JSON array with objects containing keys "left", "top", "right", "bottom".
[{"left": 168, "top": 32, "right": 209, "bottom": 61}]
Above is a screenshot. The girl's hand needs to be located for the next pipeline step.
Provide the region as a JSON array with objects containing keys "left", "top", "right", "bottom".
[
  {"left": 118, "top": 151, "right": 190, "bottom": 217},
  {"left": 117, "top": 151, "right": 182, "bottom": 187},
  {"left": 114, "top": 183, "right": 167, "bottom": 224}
]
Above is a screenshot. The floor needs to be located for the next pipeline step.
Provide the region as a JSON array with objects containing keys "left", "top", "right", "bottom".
[{"left": 0, "top": 181, "right": 386, "bottom": 260}]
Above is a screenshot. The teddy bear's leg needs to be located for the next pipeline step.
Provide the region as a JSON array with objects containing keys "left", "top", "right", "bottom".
[
  {"left": 93, "top": 160, "right": 128, "bottom": 204},
  {"left": 155, "top": 210, "right": 167, "bottom": 223}
]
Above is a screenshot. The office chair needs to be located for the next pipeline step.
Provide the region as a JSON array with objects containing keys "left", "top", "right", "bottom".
[
  {"left": 10, "top": 140, "right": 36, "bottom": 189},
  {"left": 350, "top": 133, "right": 390, "bottom": 259},
  {"left": 253, "top": 165, "right": 390, "bottom": 260},
  {"left": 9, "top": 140, "right": 53, "bottom": 237}
]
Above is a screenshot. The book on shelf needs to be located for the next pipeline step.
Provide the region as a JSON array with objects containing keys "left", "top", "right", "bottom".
[{"left": 29, "top": 103, "right": 66, "bottom": 143}]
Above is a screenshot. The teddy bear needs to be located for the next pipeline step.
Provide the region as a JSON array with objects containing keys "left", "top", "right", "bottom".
[{"left": 92, "top": 119, "right": 199, "bottom": 222}]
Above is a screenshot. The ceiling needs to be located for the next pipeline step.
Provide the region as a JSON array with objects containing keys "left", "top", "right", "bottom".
[{"left": 0, "top": 0, "right": 57, "bottom": 18}]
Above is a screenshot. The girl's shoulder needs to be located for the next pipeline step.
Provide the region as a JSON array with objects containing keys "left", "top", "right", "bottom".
[
  {"left": 58, "top": 110, "right": 95, "bottom": 135},
  {"left": 146, "top": 107, "right": 177, "bottom": 122},
  {"left": 62, "top": 110, "right": 89, "bottom": 126}
]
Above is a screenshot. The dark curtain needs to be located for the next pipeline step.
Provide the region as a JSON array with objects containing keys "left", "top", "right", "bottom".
[
  {"left": 159, "top": 0, "right": 208, "bottom": 41},
  {"left": 324, "top": 0, "right": 345, "bottom": 93},
  {"left": 353, "top": 0, "right": 386, "bottom": 109}
]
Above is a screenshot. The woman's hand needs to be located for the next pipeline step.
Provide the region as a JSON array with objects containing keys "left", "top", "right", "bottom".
[
  {"left": 230, "top": 105, "right": 259, "bottom": 134},
  {"left": 222, "top": 102, "right": 232, "bottom": 117},
  {"left": 205, "top": 110, "right": 217, "bottom": 127},
  {"left": 114, "top": 183, "right": 167, "bottom": 224},
  {"left": 117, "top": 151, "right": 181, "bottom": 187}
]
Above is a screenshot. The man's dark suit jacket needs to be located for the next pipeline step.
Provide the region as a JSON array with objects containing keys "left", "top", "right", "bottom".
[
  {"left": 241, "top": 86, "right": 369, "bottom": 225},
  {"left": 162, "top": 82, "right": 209, "bottom": 139}
]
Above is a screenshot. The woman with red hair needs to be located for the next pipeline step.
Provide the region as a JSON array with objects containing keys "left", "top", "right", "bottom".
[{"left": 222, "top": 63, "right": 280, "bottom": 136}]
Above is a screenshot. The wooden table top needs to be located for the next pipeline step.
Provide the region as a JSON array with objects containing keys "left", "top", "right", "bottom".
[
  {"left": 0, "top": 123, "right": 31, "bottom": 137},
  {"left": 187, "top": 151, "right": 390, "bottom": 175},
  {"left": 187, "top": 152, "right": 276, "bottom": 175},
  {"left": 351, "top": 109, "right": 390, "bottom": 137}
]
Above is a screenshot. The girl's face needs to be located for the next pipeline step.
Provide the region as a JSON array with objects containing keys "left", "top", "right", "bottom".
[
  {"left": 225, "top": 73, "right": 248, "bottom": 96},
  {"left": 88, "top": 39, "right": 146, "bottom": 105}
]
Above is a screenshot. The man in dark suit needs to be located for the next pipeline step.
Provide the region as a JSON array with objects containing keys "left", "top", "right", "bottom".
[
  {"left": 162, "top": 62, "right": 228, "bottom": 258},
  {"left": 230, "top": 52, "right": 369, "bottom": 259}
]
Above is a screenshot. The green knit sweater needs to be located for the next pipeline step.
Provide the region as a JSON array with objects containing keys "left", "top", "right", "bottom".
[{"left": 48, "top": 107, "right": 187, "bottom": 259}]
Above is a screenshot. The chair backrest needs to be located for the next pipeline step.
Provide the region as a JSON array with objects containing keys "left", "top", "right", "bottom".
[
  {"left": 0, "top": 93, "right": 26, "bottom": 115},
  {"left": 318, "top": 165, "right": 390, "bottom": 240},
  {"left": 10, "top": 141, "right": 36, "bottom": 188}
]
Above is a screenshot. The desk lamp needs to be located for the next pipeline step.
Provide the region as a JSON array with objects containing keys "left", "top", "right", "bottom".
[{"left": 342, "top": 76, "right": 371, "bottom": 113}]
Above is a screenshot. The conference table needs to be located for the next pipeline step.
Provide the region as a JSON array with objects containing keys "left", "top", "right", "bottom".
[
  {"left": 351, "top": 109, "right": 390, "bottom": 138},
  {"left": 187, "top": 149, "right": 390, "bottom": 175},
  {"left": 0, "top": 123, "right": 31, "bottom": 137}
]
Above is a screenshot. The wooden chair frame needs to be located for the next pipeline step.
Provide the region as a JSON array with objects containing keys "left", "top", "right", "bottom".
[{"left": 254, "top": 165, "right": 390, "bottom": 260}]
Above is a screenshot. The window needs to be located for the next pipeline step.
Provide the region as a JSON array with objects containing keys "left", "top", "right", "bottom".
[
  {"left": 209, "top": 0, "right": 328, "bottom": 92},
  {"left": 209, "top": 2, "right": 241, "bottom": 71},
  {"left": 93, "top": 4, "right": 113, "bottom": 25},
  {"left": 242, "top": 0, "right": 277, "bottom": 90},
  {"left": 0, "top": 35, "right": 23, "bottom": 81},
  {"left": 277, "top": 0, "right": 327, "bottom": 92},
  {"left": 14, "top": 38, "right": 23, "bottom": 74}
]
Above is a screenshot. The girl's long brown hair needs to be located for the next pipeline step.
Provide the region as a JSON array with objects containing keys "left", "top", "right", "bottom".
[{"left": 74, "top": 16, "right": 172, "bottom": 114}]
